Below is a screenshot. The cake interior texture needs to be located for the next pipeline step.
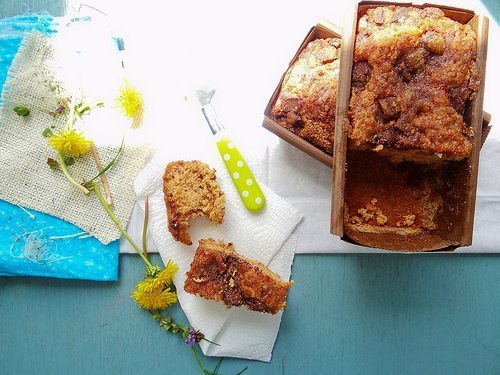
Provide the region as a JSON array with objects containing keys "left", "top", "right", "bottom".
[
  {"left": 272, "top": 37, "right": 341, "bottom": 155},
  {"left": 163, "top": 161, "right": 225, "bottom": 246},
  {"left": 348, "top": 6, "right": 479, "bottom": 163},
  {"left": 344, "top": 151, "right": 443, "bottom": 235},
  {"left": 184, "top": 239, "right": 292, "bottom": 315},
  {"left": 343, "top": 150, "right": 472, "bottom": 250}
]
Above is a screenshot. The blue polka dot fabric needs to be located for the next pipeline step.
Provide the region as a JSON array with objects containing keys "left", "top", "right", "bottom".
[{"left": 0, "top": 14, "right": 119, "bottom": 281}]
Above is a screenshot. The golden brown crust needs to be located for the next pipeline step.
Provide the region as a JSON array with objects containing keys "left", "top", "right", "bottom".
[
  {"left": 348, "top": 6, "right": 479, "bottom": 162},
  {"left": 163, "top": 161, "right": 225, "bottom": 245},
  {"left": 344, "top": 225, "right": 458, "bottom": 252},
  {"left": 272, "top": 38, "right": 341, "bottom": 154},
  {"left": 184, "top": 239, "right": 293, "bottom": 315}
]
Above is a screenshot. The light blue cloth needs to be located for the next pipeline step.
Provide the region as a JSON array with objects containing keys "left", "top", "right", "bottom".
[
  {"left": 0, "top": 201, "right": 118, "bottom": 280},
  {"left": 0, "top": 14, "right": 56, "bottom": 102},
  {"left": 0, "top": 14, "right": 119, "bottom": 281}
]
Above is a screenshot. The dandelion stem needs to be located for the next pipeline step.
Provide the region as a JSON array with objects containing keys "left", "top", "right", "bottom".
[
  {"left": 191, "top": 346, "right": 210, "bottom": 375},
  {"left": 142, "top": 195, "right": 149, "bottom": 260},
  {"left": 91, "top": 143, "right": 113, "bottom": 206},
  {"left": 58, "top": 152, "right": 90, "bottom": 195},
  {"left": 91, "top": 183, "right": 152, "bottom": 267},
  {"left": 71, "top": 96, "right": 113, "bottom": 206}
]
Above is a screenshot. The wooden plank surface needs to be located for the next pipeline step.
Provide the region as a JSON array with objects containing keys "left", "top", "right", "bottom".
[{"left": 2, "top": 253, "right": 500, "bottom": 374}]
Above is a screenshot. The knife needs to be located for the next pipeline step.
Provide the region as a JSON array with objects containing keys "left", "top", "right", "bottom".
[{"left": 196, "top": 88, "right": 266, "bottom": 212}]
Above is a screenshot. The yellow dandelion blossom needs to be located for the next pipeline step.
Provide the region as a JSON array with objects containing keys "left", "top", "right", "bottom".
[
  {"left": 136, "top": 261, "right": 179, "bottom": 293},
  {"left": 117, "top": 79, "right": 144, "bottom": 127},
  {"left": 154, "top": 261, "right": 179, "bottom": 288},
  {"left": 136, "top": 279, "right": 157, "bottom": 293},
  {"left": 132, "top": 286, "right": 177, "bottom": 311},
  {"left": 48, "top": 128, "right": 93, "bottom": 157}
]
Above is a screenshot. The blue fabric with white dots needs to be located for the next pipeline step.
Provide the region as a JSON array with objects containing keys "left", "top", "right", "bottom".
[{"left": 0, "top": 15, "right": 119, "bottom": 281}]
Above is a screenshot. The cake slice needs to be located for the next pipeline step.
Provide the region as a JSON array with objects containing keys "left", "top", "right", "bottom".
[
  {"left": 163, "top": 161, "right": 225, "bottom": 245},
  {"left": 184, "top": 239, "right": 293, "bottom": 315}
]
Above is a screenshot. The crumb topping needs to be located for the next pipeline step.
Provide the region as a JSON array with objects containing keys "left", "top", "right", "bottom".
[
  {"left": 272, "top": 38, "right": 341, "bottom": 154},
  {"left": 348, "top": 6, "right": 479, "bottom": 160}
]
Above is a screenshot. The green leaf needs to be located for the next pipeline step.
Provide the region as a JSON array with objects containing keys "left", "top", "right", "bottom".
[
  {"left": 77, "top": 105, "right": 90, "bottom": 116},
  {"left": 64, "top": 156, "right": 75, "bottom": 166},
  {"left": 74, "top": 101, "right": 91, "bottom": 117},
  {"left": 47, "top": 156, "right": 74, "bottom": 170},
  {"left": 42, "top": 128, "right": 54, "bottom": 137},
  {"left": 13, "top": 106, "right": 30, "bottom": 117},
  {"left": 47, "top": 157, "right": 59, "bottom": 170}
]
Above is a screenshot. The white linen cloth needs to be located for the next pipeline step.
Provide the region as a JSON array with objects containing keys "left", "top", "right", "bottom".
[
  {"left": 132, "top": 143, "right": 302, "bottom": 361},
  {"left": 123, "top": 120, "right": 500, "bottom": 255}
]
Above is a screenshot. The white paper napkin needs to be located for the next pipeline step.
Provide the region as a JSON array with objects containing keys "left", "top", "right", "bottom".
[{"left": 133, "top": 152, "right": 302, "bottom": 362}]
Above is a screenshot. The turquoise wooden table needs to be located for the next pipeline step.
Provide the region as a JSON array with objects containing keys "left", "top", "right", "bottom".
[{"left": 1, "top": 1, "right": 500, "bottom": 374}]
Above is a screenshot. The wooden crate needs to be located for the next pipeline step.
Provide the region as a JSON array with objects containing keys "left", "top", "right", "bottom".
[{"left": 330, "top": 1, "right": 489, "bottom": 251}]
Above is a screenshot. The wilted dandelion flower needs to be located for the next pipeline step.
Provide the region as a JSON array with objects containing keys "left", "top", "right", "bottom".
[{"left": 117, "top": 79, "right": 144, "bottom": 128}]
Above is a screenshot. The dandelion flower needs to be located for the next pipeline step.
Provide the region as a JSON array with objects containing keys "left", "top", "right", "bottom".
[
  {"left": 117, "top": 79, "right": 144, "bottom": 127},
  {"left": 136, "top": 261, "right": 179, "bottom": 293},
  {"left": 132, "top": 286, "right": 177, "bottom": 311},
  {"left": 154, "top": 261, "right": 179, "bottom": 287},
  {"left": 48, "top": 127, "right": 92, "bottom": 157},
  {"left": 135, "top": 279, "right": 157, "bottom": 293}
]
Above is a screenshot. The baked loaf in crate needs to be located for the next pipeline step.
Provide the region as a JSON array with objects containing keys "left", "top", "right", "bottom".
[
  {"left": 272, "top": 37, "right": 341, "bottom": 155},
  {"left": 185, "top": 239, "right": 293, "bottom": 315},
  {"left": 348, "top": 6, "right": 480, "bottom": 163},
  {"left": 163, "top": 161, "right": 225, "bottom": 245}
]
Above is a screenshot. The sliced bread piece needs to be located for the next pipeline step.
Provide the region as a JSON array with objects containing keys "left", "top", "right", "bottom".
[
  {"left": 163, "top": 161, "right": 225, "bottom": 245},
  {"left": 185, "top": 239, "right": 293, "bottom": 315}
]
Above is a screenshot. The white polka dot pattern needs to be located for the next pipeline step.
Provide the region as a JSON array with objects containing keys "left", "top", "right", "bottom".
[{"left": 216, "top": 136, "right": 266, "bottom": 211}]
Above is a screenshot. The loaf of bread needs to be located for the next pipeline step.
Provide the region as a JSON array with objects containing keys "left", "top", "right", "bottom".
[
  {"left": 163, "top": 161, "right": 225, "bottom": 245},
  {"left": 184, "top": 239, "right": 293, "bottom": 315},
  {"left": 348, "top": 6, "right": 479, "bottom": 163},
  {"left": 272, "top": 37, "right": 341, "bottom": 155}
]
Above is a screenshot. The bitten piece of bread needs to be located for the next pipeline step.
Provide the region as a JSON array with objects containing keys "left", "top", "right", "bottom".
[
  {"left": 163, "top": 161, "right": 225, "bottom": 245},
  {"left": 184, "top": 239, "right": 293, "bottom": 315}
]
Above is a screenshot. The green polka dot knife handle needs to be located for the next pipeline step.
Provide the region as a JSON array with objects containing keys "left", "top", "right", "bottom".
[
  {"left": 196, "top": 88, "right": 266, "bottom": 212},
  {"left": 216, "top": 137, "right": 266, "bottom": 212}
]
